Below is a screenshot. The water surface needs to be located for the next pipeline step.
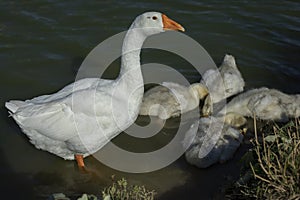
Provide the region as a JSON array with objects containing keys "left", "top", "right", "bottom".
[{"left": 1, "top": 1, "right": 299, "bottom": 199}]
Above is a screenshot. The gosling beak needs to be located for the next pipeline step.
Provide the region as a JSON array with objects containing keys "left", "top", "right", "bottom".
[{"left": 162, "top": 14, "right": 185, "bottom": 32}]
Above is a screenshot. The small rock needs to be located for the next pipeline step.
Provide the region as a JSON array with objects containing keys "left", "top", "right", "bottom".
[
  {"left": 77, "top": 194, "right": 98, "bottom": 200},
  {"left": 49, "top": 193, "right": 70, "bottom": 200}
]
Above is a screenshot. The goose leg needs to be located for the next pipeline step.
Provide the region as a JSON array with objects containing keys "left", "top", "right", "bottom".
[
  {"left": 74, "top": 155, "right": 104, "bottom": 179},
  {"left": 75, "top": 154, "right": 85, "bottom": 170}
]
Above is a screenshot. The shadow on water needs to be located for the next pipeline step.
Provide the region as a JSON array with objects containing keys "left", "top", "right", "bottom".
[
  {"left": 0, "top": 107, "right": 34, "bottom": 199},
  {"left": 0, "top": 149, "right": 34, "bottom": 200},
  {"left": 158, "top": 146, "right": 249, "bottom": 200}
]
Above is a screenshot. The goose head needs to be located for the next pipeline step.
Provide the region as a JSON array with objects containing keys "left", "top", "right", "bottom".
[{"left": 130, "top": 12, "right": 185, "bottom": 36}]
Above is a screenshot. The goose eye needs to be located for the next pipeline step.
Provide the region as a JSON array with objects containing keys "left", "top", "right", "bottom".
[{"left": 152, "top": 16, "right": 157, "bottom": 20}]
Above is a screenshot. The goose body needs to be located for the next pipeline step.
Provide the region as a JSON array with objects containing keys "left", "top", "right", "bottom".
[
  {"left": 201, "top": 54, "right": 245, "bottom": 116},
  {"left": 5, "top": 12, "right": 184, "bottom": 167},
  {"left": 183, "top": 116, "right": 243, "bottom": 168},
  {"left": 139, "top": 82, "right": 208, "bottom": 119},
  {"left": 218, "top": 87, "right": 300, "bottom": 123}
]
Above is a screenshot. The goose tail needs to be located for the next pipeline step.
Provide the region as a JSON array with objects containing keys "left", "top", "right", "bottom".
[{"left": 5, "top": 100, "right": 26, "bottom": 115}]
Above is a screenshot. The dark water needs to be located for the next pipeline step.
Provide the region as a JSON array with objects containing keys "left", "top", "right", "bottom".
[{"left": 1, "top": 1, "right": 300, "bottom": 199}]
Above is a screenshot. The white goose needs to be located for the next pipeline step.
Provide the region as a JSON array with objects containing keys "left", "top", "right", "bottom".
[
  {"left": 201, "top": 54, "right": 245, "bottom": 116},
  {"left": 183, "top": 116, "right": 243, "bottom": 168},
  {"left": 5, "top": 12, "right": 185, "bottom": 169},
  {"left": 139, "top": 82, "right": 208, "bottom": 119},
  {"left": 218, "top": 87, "right": 300, "bottom": 125}
]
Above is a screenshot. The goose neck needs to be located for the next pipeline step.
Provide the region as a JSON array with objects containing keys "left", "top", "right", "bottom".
[{"left": 119, "top": 29, "right": 146, "bottom": 78}]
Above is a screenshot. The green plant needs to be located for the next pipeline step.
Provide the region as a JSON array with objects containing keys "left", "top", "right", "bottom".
[
  {"left": 250, "top": 117, "right": 300, "bottom": 199},
  {"left": 226, "top": 118, "right": 300, "bottom": 200},
  {"left": 102, "top": 176, "right": 156, "bottom": 200}
]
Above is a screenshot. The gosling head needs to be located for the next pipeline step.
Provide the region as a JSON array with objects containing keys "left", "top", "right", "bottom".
[
  {"left": 201, "top": 94, "right": 212, "bottom": 117},
  {"left": 189, "top": 83, "right": 209, "bottom": 100}
]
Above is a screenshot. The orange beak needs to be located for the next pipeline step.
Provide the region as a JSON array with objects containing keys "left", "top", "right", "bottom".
[{"left": 162, "top": 14, "right": 185, "bottom": 32}]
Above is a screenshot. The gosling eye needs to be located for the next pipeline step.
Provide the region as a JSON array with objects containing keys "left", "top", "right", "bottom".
[{"left": 152, "top": 16, "right": 158, "bottom": 20}]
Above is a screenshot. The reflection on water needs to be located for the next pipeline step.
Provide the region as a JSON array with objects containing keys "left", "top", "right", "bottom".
[{"left": 1, "top": 0, "right": 299, "bottom": 199}]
